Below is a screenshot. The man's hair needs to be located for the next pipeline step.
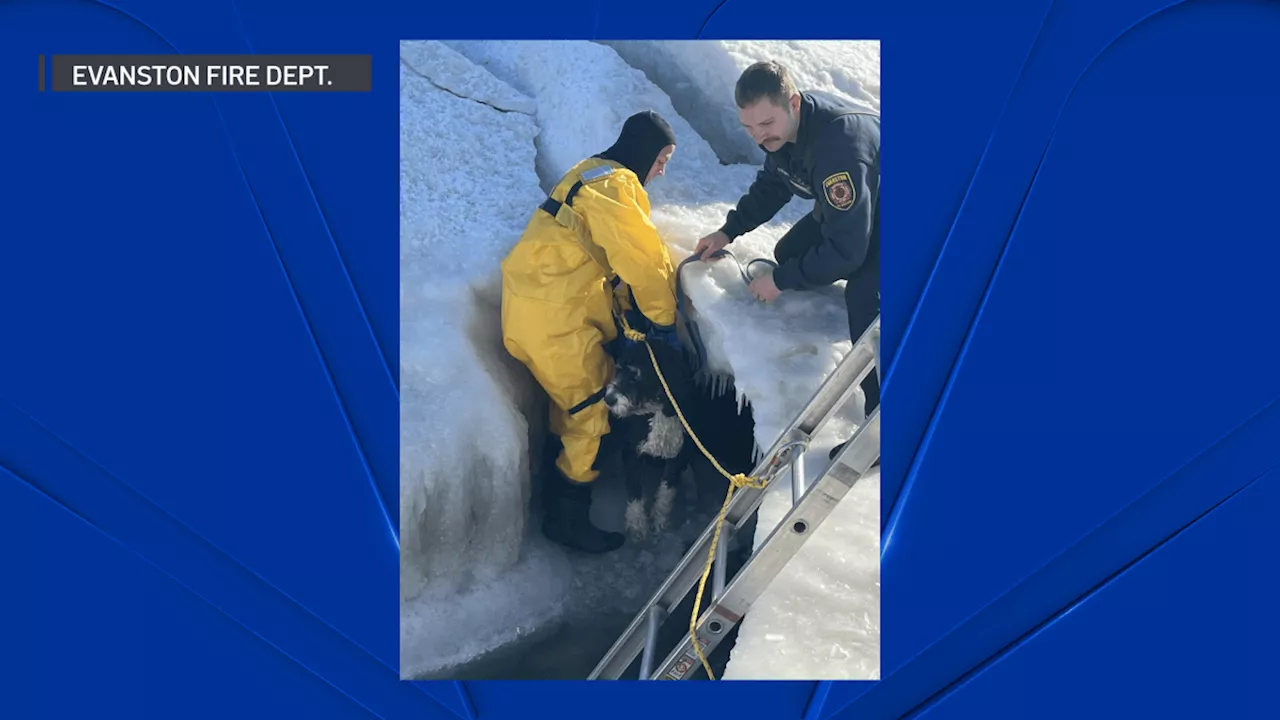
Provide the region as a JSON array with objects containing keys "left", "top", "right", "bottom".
[{"left": 735, "top": 61, "right": 799, "bottom": 109}]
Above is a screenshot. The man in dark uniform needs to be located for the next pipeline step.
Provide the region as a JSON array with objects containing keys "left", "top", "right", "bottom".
[{"left": 695, "top": 60, "right": 881, "bottom": 415}]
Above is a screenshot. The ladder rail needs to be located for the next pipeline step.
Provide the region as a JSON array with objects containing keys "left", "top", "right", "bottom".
[
  {"left": 807, "top": 325, "right": 880, "bottom": 443},
  {"left": 588, "top": 317, "right": 881, "bottom": 680},
  {"left": 585, "top": 464, "right": 781, "bottom": 678},
  {"left": 651, "top": 408, "right": 880, "bottom": 679}
]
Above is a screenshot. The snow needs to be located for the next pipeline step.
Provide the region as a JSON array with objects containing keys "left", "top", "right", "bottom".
[
  {"left": 400, "top": 39, "right": 880, "bottom": 680},
  {"left": 442, "top": 40, "right": 753, "bottom": 197},
  {"left": 400, "top": 40, "right": 536, "bottom": 115},
  {"left": 440, "top": 39, "right": 834, "bottom": 402},
  {"left": 399, "top": 42, "right": 541, "bottom": 295},
  {"left": 724, "top": 469, "right": 881, "bottom": 680},
  {"left": 603, "top": 40, "right": 880, "bottom": 165},
  {"left": 399, "top": 41, "right": 572, "bottom": 678}
]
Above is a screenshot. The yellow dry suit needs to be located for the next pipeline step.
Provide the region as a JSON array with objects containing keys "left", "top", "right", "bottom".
[{"left": 501, "top": 157, "right": 678, "bottom": 484}]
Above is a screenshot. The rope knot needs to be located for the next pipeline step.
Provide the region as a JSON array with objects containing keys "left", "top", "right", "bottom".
[{"left": 627, "top": 331, "right": 771, "bottom": 681}]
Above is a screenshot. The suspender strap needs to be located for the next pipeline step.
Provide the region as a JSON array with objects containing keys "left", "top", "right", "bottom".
[
  {"left": 537, "top": 165, "right": 620, "bottom": 278},
  {"left": 567, "top": 386, "right": 608, "bottom": 415},
  {"left": 539, "top": 180, "right": 585, "bottom": 219}
]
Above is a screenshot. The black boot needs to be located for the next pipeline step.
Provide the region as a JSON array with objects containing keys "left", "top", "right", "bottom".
[{"left": 541, "top": 472, "right": 625, "bottom": 554}]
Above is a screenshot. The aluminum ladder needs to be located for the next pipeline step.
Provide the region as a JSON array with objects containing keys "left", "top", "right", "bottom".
[{"left": 588, "top": 316, "right": 882, "bottom": 680}]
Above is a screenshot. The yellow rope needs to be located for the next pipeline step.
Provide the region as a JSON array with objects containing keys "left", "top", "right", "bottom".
[{"left": 620, "top": 322, "right": 768, "bottom": 680}]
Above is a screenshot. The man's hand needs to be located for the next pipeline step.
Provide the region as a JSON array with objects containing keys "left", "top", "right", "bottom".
[
  {"left": 749, "top": 272, "right": 781, "bottom": 303},
  {"left": 694, "top": 231, "right": 731, "bottom": 261}
]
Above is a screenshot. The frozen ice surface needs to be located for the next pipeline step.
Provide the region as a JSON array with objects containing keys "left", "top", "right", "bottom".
[
  {"left": 441, "top": 42, "right": 819, "bottom": 373},
  {"left": 399, "top": 42, "right": 571, "bottom": 677},
  {"left": 677, "top": 257, "right": 859, "bottom": 445},
  {"left": 400, "top": 39, "right": 880, "bottom": 680},
  {"left": 400, "top": 41, "right": 543, "bottom": 300},
  {"left": 603, "top": 40, "right": 880, "bottom": 165},
  {"left": 674, "top": 39, "right": 880, "bottom": 682},
  {"left": 723, "top": 463, "right": 881, "bottom": 680},
  {"left": 442, "top": 37, "right": 814, "bottom": 267},
  {"left": 444, "top": 39, "right": 757, "bottom": 198},
  {"left": 684, "top": 254, "right": 882, "bottom": 680},
  {"left": 445, "top": 40, "right": 880, "bottom": 679},
  {"left": 593, "top": 38, "right": 882, "bottom": 679},
  {"left": 400, "top": 538, "right": 572, "bottom": 679},
  {"left": 400, "top": 40, "right": 536, "bottom": 116}
]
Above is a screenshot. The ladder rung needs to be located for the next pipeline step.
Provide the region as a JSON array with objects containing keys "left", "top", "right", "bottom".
[
  {"left": 790, "top": 443, "right": 808, "bottom": 507},
  {"left": 587, "top": 317, "right": 881, "bottom": 680},
  {"left": 652, "top": 407, "right": 880, "bottom": 680},
  {"left": 638, "top": 605, "right": 665, "bottom": 679}
]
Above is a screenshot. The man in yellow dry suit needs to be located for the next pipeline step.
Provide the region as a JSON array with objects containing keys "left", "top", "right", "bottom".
[{"left": 501, "top": 110, "right": 681, "bottom": 553}]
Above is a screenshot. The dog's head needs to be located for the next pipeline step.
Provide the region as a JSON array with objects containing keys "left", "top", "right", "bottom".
[{"left": 604, "top": 340, "right": 688, "bottom": 418}]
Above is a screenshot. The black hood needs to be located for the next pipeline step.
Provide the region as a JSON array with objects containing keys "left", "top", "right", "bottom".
[{"left": 596, "top": 110, "right": 677, "bottom": 185}]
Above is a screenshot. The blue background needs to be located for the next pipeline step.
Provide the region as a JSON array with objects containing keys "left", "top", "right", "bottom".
[{"left": 1, "top": 0, "right": 1275, "bottom": 717}]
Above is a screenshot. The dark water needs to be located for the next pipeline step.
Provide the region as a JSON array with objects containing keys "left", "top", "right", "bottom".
[
  {"left": 427, "top": 377, "right": 759, "bottom": 681},
  {"left": 448, "top": 493, "right": 755, "bottom": 682},
  {"left": 448, "top": 497, "right": 751, "bottom": 681},
  {"left": 460, "top": 589, "right": 744, "bottom": 681},
  {"left": 459, "top": 612, "right": 639, "bottom": 680}
]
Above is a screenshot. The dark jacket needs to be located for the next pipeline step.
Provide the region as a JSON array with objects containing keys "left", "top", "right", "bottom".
[{"left": 718, "top": 91, "right": 880, "bottom": 291}]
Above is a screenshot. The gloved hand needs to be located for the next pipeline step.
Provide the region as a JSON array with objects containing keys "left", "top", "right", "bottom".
[{"left": 646, "top": 322, "right": 682, "bottom": 351}]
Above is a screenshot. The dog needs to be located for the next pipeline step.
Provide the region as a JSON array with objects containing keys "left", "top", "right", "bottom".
[{"left": 602, "top": 337, "right": 698, "bottom": 542}]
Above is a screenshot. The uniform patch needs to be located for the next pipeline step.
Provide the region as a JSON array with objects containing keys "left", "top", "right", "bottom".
[{"left": 823, "top": 171, "right": 856, "bottom": 211}]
